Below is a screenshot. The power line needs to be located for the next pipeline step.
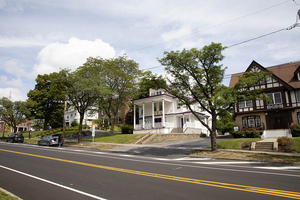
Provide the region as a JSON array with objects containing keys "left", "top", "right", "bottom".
[{"left": 128, "top": 0, "right": 291, "bottom": 54}]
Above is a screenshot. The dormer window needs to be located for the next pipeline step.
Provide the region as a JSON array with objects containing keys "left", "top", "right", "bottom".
[{"left": 297, "top": 72, "right": 300, "bottom": 81}]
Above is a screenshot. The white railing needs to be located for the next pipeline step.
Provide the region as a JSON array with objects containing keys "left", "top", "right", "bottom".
[{"left": 135, "top": 122, "right": 175, "bottom": 130}]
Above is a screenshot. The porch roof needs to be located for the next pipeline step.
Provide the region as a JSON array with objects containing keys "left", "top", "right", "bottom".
[{"left": 133, "top": 94, "right": 174, "bottom": 105}]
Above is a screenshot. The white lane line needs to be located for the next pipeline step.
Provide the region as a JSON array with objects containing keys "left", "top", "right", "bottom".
[
  {"left": 0, "top": 165, "right": 107, "bottom": 200},
  {"left": 174, "top": 157, "right": 213, "bottom": 161},
  {"left": 255, "top": 166, "right": 300, "bottom": 170},
  {"left": 194, "top": 161, "right": 262, "bottom": 165}
]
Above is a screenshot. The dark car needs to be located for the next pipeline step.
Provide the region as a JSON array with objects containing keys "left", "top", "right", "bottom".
[
  {"left": 5, "top": 133, "right": 24, "bottom": 143},
  {"left": 38, "top": 134, "right": 61, "bottom": 146}
]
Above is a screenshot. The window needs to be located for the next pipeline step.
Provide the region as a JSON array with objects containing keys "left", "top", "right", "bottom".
[
  {"left": 159, "top": 102, "right": 162, "bottom": 111},
  {"left": 242, "top": 116, "right": 261, "bottom": 128},
  {"left": 239, "top": 100, "right": 252, "bottom": 108},
  {"left": 154, "top": 103, "right": 157, "bottom": 111},
  {"left": 177, "top": 100, "right": 181, "bottom": 109},
  {"left": 267, "top": 92, "right": 282, "bottom": 104},
  {"left": 296, "top": 91, "right": 300, "bottom": 102},
  {"left": 117, "top": 117, "right": 122, "bottom": 123}
]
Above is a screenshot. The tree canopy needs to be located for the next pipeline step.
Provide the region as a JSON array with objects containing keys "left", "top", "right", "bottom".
[
  {"left": 58, "top": 58, "right": 108, "bottom": 143},
  {"left": 95, "top": 55, "right": 140, "bottom": 134},
  {"left": 158, "top": 42, "right": 270, "bottom": 151},
  {"left": 27, "top": 73, "right": 66, "bottom": 129},
  {"left": 0, "top": 97, "right": 35, "bottom": 133},
  {"left": 135, "top": 70, "right": 166, "bottom": 99}
]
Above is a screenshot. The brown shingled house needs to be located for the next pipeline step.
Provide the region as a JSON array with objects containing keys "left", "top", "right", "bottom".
[{"left": 229, "top": 60, "right": 300, "bottom": 138}]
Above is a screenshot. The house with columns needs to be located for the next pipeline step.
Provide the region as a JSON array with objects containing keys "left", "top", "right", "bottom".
[{"left": 133, "top": 89, "right": 211, "bottom": 135}]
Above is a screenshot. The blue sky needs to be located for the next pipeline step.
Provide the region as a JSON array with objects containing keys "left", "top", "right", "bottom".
[{"left": 0, "top": 0, "right": 299, "bottom": 101}]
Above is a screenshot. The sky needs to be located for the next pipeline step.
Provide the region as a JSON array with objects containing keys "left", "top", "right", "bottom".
[{"left": 0, "top": 0, "right": 299, "bottom": 101}]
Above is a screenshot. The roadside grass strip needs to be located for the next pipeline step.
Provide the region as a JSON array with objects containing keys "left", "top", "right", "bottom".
[{"left": 1, "top": 148, "right": 300, "bottom": 199}]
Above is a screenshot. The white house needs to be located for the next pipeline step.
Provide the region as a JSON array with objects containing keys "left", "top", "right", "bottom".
[
  {"left": 66, "top": 106, "right": 98, "bottom": 127},
  {"left": 133, "top": 89, "right": 211, "bottom": 135}
]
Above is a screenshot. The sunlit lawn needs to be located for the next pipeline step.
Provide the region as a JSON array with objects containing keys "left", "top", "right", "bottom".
[{"left": 83, "top": 134, "right": 146, "bottom": 144}]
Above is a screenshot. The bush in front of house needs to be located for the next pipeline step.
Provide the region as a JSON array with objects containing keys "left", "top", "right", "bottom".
[
  {"left": 277, "top": 137, "right": 291, "bottom": 146},
  {"left": 290, "top": 124, "right": 300, "bottom": 137},
  {"left": 71, "top": 120, "right": 79, "bottom": 127},
  {"left": 121, "top": 124, "right": 133, "bottom": 134},
  {"left": 232, "top": 131, "right": 261, "bottom": 138}
]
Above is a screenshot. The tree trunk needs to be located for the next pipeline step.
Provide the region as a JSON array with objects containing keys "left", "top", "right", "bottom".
[
  {"left": 210, "top": 111, "right": 217, "bottom": 152},
  {"left": 44, "top": 117, "right": 50, "bottom": 130},
  {"left": 78, "top": 114, "right": 84, "bottom": 143},
  {"left": 110, "top": 118, "right": 115, "bottom": 135},
  {"left": 2, "top": 122, "right": 6, "bottom": 137},
  {"left": 13, "top": 125, "right": 17, "bottom": 133}
]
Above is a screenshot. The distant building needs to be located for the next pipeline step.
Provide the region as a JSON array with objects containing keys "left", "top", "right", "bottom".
[
  {"left": 133, "top": 89, "right": 212, "bottom": 134},
  {"left": 229, "top": 60, "right": 300, "bottom": 138}
]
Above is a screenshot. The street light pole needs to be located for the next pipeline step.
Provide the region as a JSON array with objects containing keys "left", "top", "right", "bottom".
[{"left": 63, "top": 94, "right": 67, "bottom": 142}]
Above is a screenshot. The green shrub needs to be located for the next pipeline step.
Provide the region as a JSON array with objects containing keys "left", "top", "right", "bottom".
[
  {"left": 71, "top": 120, "right": 79, "bottom": 127},
  {"left": 120, "top": 124, "right": 133, "bottom": 134},
  {"left": 290, "top": 124, "right": 300, "bottom": 137},
  {"left": 232, "top": 131, "right": 261, "bottom": 138},
  {"left": 277, "top": 137, "right": 290, "bottom": 146}
]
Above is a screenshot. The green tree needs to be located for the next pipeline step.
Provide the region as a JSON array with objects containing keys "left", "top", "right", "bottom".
[
  {"left": 158, "top": 42, "right": 270, "bottom": 151},
  {"left": 216, "top": 111, "right": 236, "bottom": 134},
  {"left": 0, "top": 97, "right": 35, "bottom": 133},
  {"left": 27, "top": 73, "right": 66, "bottom": 129},
  {"left": 59, "top": 58, "right": 108, "bottom": 143},
  {"left": 96, "top": 55, "right": 141, "bottom": 135},
  {"left": 135, "top": 71, "right": 167, "bottom": 99}
]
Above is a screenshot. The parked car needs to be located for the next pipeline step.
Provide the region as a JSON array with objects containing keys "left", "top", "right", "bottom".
[
  {"left": 37, "top": 134, "right": 62, "bottom": 146},
  {"left": 5, "top": 133, "right": 24, "bottom": 143}
]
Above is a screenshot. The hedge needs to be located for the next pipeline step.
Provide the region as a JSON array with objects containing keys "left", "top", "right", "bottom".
[{"left": 231, "top": 130, "right": 261, "bottom": 138}]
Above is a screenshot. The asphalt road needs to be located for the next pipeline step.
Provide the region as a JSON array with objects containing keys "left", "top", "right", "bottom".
[{"left": 1, "top": 141, "right": 300, "bottom": 200}]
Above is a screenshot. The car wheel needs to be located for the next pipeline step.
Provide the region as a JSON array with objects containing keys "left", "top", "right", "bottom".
[
  {"left": 46, "top": 142, "right": 50, "bottom": 146},
  {"left": 38, "top": 141, "right": 41, "bottom": 146}
]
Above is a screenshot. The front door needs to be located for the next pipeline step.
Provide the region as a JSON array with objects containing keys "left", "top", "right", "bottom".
[{"left": 268, "top": 112, "right": 290, "bottom": 129}]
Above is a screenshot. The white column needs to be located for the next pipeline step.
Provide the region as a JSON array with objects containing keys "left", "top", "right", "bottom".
[
  {"left": 162, "top": 99, "right": 165, "bottom": 128},
  {"left": 133, "top": 104, "right": 136, "bottom": 130},
  {"left": 182, "top": 113, "right": 185, "bottom": 128},
  {"left": 152, "top": 101, "right": 155, "bottom": 129},
  {"left": 189, "top": 115, "right": 192, "bottom": 127},
  {"left": 142, "top": 102, "right": 145, "bottom": 129}
]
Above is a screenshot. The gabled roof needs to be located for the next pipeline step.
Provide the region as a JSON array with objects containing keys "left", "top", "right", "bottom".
[{"left": 229, "top": 60, "right": 300, "bottom": 89}]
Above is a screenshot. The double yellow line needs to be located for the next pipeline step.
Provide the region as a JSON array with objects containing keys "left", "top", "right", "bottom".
[{"left": 1, "top": 148, "right": 300, "bottom": 199}]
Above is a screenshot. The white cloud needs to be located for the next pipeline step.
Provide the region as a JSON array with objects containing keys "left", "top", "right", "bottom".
[
  {"left": 1, "top": 59, "right": 31, "bottom": 79},
  {"left": 0, "top": 76, "right": 24, "bottom": 89},
  {"left": 32, "top": 37, "right": 116, "bottom": 76},
  {"left": 0, "top": 35, "right": 49, "bottom": 47},
  {"left": 0, "top": 87, "right": 25, "bottom": 102}
]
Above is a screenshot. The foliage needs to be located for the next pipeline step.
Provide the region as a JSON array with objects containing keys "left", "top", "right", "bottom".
[
  {"left": 135, "top": 71, "right": 167, "bottom": 99},
  {"left": 120, "top": 124, "right": 133, "bottom": 134},
  {"left": 93, "top": 118, "right": 103, "bottom": 125},
  {"left": 0, "top": 97, "right": 35, "bottom": 133},
  {"left": 95, "top": 55, "right": 141, "bottom": 135},
  {"left": 216, "top": 111, "right": 236, "bottom": 133},
  {"left": 290, "top": 124, "right": 300, "bottom": 137},
  {"left": 277, "top": 137, "right": 291, "bottom": 146},
  {"left": 27, "top": 73, "right": 66, "bottom": 129},
  {"left": 231, "top": 131, "right": 261, "bottom": 138},
  {"left": 58, "top": 59, "right": 107, "bottom": 143},
  {"left": 71, "top": 120, "right": 79, "bottom": 127}
]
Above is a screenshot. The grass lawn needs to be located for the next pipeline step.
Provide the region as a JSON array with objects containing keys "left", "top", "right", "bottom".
[
  {"left": 0, "top": 189, "right": 19, "bottom": 200},
  {"left": 83, "top": 134, "right": 146, "bottom": 144},
  {"left": 212, "top": 138, "right": 262, "bottom": 150},
  {"left": 290, "top": 137, "right": 300, "bottom": 152}
]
